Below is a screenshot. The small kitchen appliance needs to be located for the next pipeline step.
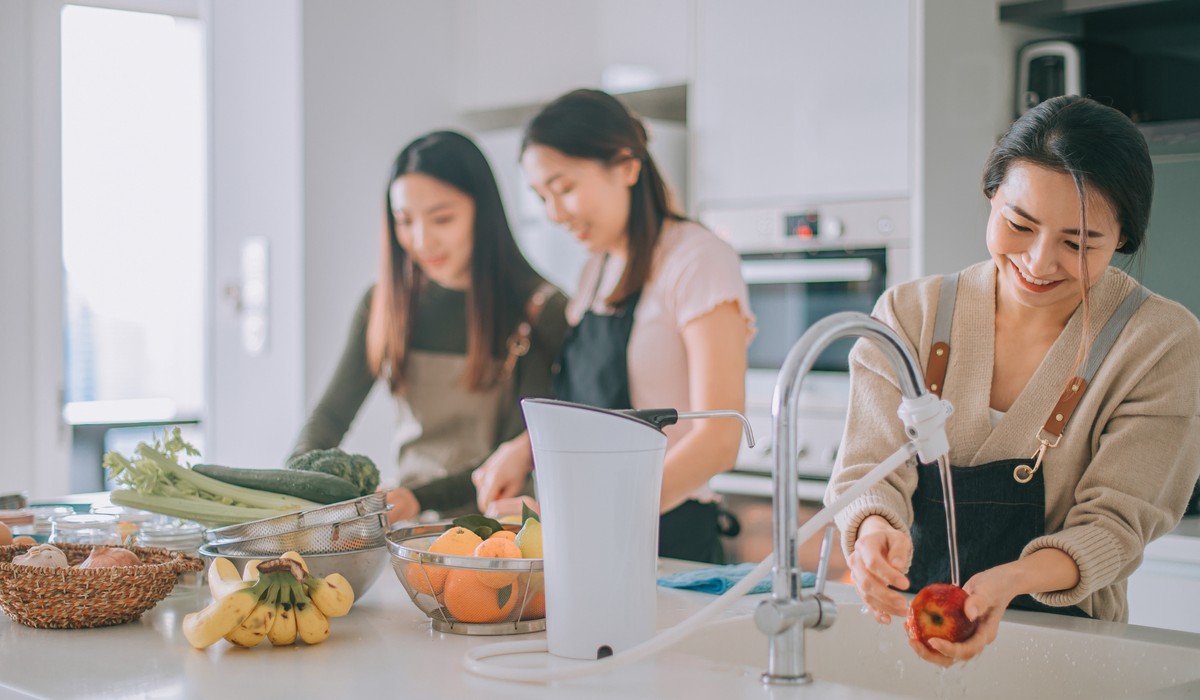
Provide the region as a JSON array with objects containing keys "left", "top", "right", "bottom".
[{"left": 521, "top": 398, "right": 752, "bottom": 660}]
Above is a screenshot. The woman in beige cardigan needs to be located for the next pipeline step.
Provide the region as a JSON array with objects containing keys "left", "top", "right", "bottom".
[{"left": 826, "top": 95, "right": 1200, "bottom": 667}]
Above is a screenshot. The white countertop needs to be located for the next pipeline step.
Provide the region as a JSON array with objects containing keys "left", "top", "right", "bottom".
[{"left": 0, "top": 558, "right": 805, "bottom": 700}]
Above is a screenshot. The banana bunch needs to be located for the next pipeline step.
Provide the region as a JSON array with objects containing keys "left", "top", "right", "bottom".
[{"left": 182, "top": 551, "right": 356, "bottom": 650}]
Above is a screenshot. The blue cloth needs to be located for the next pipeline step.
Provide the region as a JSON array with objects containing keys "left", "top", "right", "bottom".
[{"left": 657, "top": 562, "right": 817, "bottom": 595}]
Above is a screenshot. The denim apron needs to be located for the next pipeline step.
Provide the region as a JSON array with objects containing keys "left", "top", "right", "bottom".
[
  {"left": 553, "top": 256, "right": 735, "bottom": 563},
  {"left": 907, "top": 272, "right": 1151, "bottom": 617}
]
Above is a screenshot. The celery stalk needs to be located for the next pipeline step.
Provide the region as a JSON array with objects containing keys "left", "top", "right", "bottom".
[{"left": 109, "top": 489, "right": 288, "bottom": 527}]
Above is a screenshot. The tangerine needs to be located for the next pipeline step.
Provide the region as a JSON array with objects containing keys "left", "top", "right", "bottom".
[
  {"left": 472, "top": 538, "right": 522, "bottom": 589},
  {"left": 443, "top": 570, "right": 517, "bottom": 623},
  {"left": 520, "top": 590, "right": 546, "bottom": 620},
  {"left": 406, "top": 527, "right": 483, "bottom": 596},
  {"left": 487, "top": 530, "right": 517, "bottom": 543}
]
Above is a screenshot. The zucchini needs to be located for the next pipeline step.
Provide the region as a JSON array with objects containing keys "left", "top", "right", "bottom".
[{"left": 192, "top": 464, "right": 361, "bottom": 505}]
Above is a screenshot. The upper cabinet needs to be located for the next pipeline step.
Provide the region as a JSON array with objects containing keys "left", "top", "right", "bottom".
[
  {"left": 453, "top": 0, "right": 691, "bottom": 113},
  {"left": 689, "top": 0, "right": 911, "bottom": 210}
]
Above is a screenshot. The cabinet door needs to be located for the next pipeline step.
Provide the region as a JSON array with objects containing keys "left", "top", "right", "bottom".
[
  {"left": 691, "top": 0, "right": 911, "bottom": 208},
  {"left": 1127, "top": 534, "right": 1200, "bottom": 634},
  {"left": 454, "top": 0, "right": 690, "bottom": 112}
]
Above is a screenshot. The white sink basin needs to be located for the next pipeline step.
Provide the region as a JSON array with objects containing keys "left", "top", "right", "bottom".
[{"left": 671, "top": 602, "right": 1200, "bottom": 698}]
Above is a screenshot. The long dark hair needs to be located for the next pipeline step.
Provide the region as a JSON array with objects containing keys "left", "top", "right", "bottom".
[
  {"left": 522, "top": 89, "right": 684, "bottom": 306},
  {"left": 367, "top": 130, "right": 541, "bottom": 393},
  {"left": 981, "top": 95, "right": 1154, "bottom": 371}
]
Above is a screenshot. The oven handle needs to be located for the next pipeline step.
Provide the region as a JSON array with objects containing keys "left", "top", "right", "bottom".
[{"left": 740, "top": 258, "right": 874, "bottom": 284}]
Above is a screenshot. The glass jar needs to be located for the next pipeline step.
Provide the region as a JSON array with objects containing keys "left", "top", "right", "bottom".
[
  {"left": 136, "top": 519, "right": 206, "bottom": 594},
  {"left": 91, "top": 505, "right": 157, "bottom": 545},
  {"left": 48, "top": 513, "right": 122, "bottom": 546},
  {"left": 30, "top": 506, "right": 75, "bottom": 537}
]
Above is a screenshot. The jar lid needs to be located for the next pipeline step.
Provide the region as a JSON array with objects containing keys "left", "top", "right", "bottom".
[{"left": 51, "top": 513, "right": 120, "bottom": 530}]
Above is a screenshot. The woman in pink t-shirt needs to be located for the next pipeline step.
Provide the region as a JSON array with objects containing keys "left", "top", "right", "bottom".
[{"left": 472, "top": 88, "right": 755, "bottom": 563}]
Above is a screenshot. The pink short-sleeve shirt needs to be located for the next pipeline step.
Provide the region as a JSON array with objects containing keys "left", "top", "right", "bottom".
[{"left": 566, "top": 219, "right": 756, "bottom": 451}]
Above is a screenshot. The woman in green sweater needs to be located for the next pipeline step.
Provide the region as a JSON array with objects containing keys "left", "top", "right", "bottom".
[{"left": 290, "top": 131, "right": 568, "bottom": 522}]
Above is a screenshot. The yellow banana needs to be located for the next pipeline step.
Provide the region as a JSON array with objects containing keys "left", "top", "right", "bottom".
[
  {"left": 224, "top": 579, "right": 279, "bottom": 648},
  {"left": 242, "top": 559, "right": 264, "bottom": 581},
  {"left": 182, "top": 578, "right": 268, "bottom": 649},
  {"left": 266, "top": 582, "right": 298, "bottom": 646},
  {"left": 293, "top": 585, "right": 331, "bottom": 645},
  {"left": 304, "top": 573, "right": 355, "bottom": 618},
  {"left": 208, "top": 558, "right": 249, "bottom": 600},
  {"left": 280, "top": 550, "right": 309, "bottom": 573}
]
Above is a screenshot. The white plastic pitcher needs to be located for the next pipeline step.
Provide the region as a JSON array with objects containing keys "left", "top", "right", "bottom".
[{"left": 521, "top": 398, "right": 753, "bottom": 661}]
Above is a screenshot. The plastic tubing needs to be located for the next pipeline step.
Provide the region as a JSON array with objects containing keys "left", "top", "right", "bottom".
[{"left": 462, "top": 439, "right": 920, "bottom": 684}]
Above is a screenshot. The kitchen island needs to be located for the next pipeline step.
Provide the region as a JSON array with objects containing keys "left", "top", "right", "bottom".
[{"left": 4, "top": 552, "right": 1200, "bottom": 699}]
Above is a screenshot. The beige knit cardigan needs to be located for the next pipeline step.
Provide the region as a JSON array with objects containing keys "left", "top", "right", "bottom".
[{"left": 826, "top": 261, "right": 1200, "bottom": 621}]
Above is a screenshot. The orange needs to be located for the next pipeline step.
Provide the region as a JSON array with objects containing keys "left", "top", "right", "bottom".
[
  {"left": 472, "top": 538, "right": 522, "bottom": 589},
  {"left": 487, "top": 530, "right": 517, "bottom": 543},
  {"left": 443, "top": 570, "right": 517, "bottom": 623},
  {"left": 520, "top": 591, "right": 546, "bottom": 620},
  {"left": 515, "top": 572, "right": 546, "bottom": 620},
  {"left": 406, "top": 527, "right": 483, "bottom": 596}
]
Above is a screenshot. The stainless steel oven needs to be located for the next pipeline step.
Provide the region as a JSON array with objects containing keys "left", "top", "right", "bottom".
[{"left": 701, "top": 199, "right": 911, "bottom": 495}]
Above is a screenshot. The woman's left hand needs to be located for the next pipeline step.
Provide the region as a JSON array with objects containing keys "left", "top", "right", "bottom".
[
  {"left": 909, "top": 568, "right": 1016, "bottom": 667},
  {"left": 384, "top": 488, "right": 420, "bottom": 525}
]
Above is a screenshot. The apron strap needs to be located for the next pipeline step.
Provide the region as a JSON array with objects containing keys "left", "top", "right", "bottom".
[
  {"left": 502, "top": 282, "right": 559, "bottom": 378},
  {"left": 1039, "top": 284, "right": 1153, "bottom": 440},
  {"left": 925, "top": 272, "right": 959, "bottom": 397}
]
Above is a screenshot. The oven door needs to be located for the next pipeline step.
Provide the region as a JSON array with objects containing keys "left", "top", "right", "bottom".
[{"left": 741, "top": 248, "right": 888, "bottom": 375}]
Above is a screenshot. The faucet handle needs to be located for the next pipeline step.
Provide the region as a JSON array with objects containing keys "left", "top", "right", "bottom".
[{"left": 813, "top": 526, "right": 835, "bottom": 596}]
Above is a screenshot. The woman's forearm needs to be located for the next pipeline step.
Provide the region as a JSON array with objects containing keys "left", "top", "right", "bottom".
[
  {"left": 991, "top": 547, "right": 1081, "bottom": 599},
  {"left": 659, "top": 422, "right": 743, "bottom": 512}
]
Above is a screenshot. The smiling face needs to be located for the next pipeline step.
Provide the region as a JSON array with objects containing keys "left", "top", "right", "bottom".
[
  {"left": 520, "top": 143, "right": 641, "bottom": 255},
  {"left": 986, "top": 162, "right": 1124, "bottom": 320},
  {"left": 389, "top": 173, "right": 475, "bottom": 290}
]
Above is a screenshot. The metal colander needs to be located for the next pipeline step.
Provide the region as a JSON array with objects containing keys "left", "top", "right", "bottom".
[
  {"left": 387, "top": 523, "right": 546, "bottom": 635},
  {"left": 207, "top": 510, "right": 388, "bottom": 556},
  {"left": 205, "top": 492, "right": 386, "bottom": 543}
]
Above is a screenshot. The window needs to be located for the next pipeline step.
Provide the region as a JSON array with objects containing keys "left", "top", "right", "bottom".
[{"left": 59, "top": 4, "right": 207, "bottom": 482}]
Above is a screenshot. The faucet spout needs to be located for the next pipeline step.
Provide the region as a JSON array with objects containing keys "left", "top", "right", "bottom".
[{"left": 760, "top": 311, "right": 942, "bottom": 685}]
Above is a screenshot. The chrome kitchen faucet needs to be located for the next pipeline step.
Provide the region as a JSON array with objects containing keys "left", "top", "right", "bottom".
[{"left": 755, "top": 311, "right": 953, "bottom": 685}]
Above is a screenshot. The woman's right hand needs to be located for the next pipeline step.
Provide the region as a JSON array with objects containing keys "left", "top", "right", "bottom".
[
  {"left": 848, "top": 514, "right": 913, "bottom": 625},
  {"left": 472, "top": 433, "right": 534, "bottom": 512}
]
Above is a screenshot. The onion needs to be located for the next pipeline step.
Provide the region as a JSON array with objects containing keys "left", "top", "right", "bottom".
[
  {"left": 11, "top": 544, "right": 69, "bottom": 568},
  {"left": 78, "top": 547, "right": 142, "bottom": 569}
]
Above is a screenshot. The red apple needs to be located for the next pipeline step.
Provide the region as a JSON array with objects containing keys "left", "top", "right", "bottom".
[{"left": 905, "top": 583, "right": 978, "bottom": 651}]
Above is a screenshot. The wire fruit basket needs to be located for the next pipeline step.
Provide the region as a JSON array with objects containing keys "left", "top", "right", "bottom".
[
  {"left": 388, "top": 524, "right": 545, "bottom": 635},
  {"left": 0, "top": 542, "right": 203, "bottom": 629}
]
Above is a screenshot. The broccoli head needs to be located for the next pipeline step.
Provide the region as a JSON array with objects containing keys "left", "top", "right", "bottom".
[{"left": 286, "top": 448, "right": 380, "bottom": 497}]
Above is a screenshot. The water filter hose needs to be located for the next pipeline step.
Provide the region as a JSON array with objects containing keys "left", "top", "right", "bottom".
[{"left": 463, "top": 438, "right": 923, "bottom": 684}]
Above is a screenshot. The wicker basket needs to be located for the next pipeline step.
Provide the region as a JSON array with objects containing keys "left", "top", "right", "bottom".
[{"left": 0, "top": 542, "right": 203, "bottom": 629}]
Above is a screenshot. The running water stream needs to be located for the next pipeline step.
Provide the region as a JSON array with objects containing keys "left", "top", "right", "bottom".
[{"left": 936, "top": 455, "right": 962, "bottom": 586}]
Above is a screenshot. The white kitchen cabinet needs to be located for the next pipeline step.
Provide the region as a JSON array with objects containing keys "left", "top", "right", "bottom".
[
  {"left": 1127, "top": 523, "right": 1200, "bottom": 634},
  {"left": 690, "top": 0, "right": 911, "bottom": 210},
  {"left": 453, "top": 0, "right": 690, "bottom": 112}
]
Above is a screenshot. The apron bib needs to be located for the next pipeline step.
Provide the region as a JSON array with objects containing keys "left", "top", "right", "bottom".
[
  {"left": 907, "top": 273, "right": 1150, "bottom": 618},
  {"left": 554, "top": 256, "right": 732, "bottom": 563},
  {"left": 393, "top": 350, "right": 509, "bottom": 487}
]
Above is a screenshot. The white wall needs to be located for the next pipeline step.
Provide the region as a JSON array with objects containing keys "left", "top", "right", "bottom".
[
  {"left": 914, "top": 1, "right": 1055, "bottom": 276},
  {"left": 0, "top": 0, "right": 36, "bottom": 495},
  {"left": 299, "top": 1, "right": 459, "bottom": 472}
]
